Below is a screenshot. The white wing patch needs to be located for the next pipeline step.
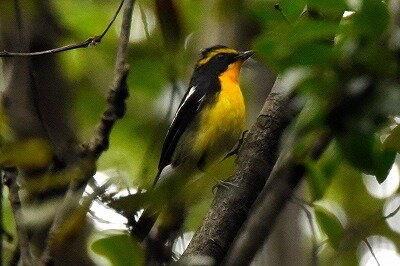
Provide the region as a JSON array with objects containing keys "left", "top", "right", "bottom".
[
  {"left": 171, "top": 86, "right": 196, "bottom": 124},
  {"left": 197, "top": 95, "right": 205, "bottom": 110}
]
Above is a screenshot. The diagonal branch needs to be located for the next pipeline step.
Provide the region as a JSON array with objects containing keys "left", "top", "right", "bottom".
[
  {"left": 40, "top": 0, "right": 136, "bottom": 264},
  {"left": 81, "top": 0, "right": 136, "bottom": 159},
  {"left": 0, "top": 0, "right": 125, "bottom": 57},
  {"left": 181, "top": 78, "right": 298, "bottom": 264},
  {"left": 222, "top": 133, "right": 331, "bottom": 266}
]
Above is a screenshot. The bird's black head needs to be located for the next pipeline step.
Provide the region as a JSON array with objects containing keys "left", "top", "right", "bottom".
[{"left": 194, "top": 45, "right": 253, "bottom": 76}]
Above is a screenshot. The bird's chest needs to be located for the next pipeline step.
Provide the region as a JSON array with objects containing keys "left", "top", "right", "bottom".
[
  {"left": 209, "top": 81, "right": 245, "bottom": 137},
  {"left": 193, "top": 77, "right": 245, "bottom": 164}
]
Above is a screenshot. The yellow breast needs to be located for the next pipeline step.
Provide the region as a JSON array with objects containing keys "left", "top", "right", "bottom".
[{"left": 193, "top": 61, "right": 246, "bottom": 168}]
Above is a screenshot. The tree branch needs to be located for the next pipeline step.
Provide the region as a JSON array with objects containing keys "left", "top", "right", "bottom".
[
  {"left": 3, "top": 168, "right": 34, "bottom": 265},
  {"left": 81, "top": 0, "right": 135, "bottom": 159},
  {"left": 362, "top": 238, "right": 381, "bottom": 266},
  {"left": 0, "top": 0, "right": 125, "bottom": 57},
  {"left": 182, "top": 78, "right": 297, "bottom": 264},
  {"left": 222, "top": 133, "right": 331, "bottom": 266},
  {"left": 40, "top": 0, "right": 135, "bottom": 263}
]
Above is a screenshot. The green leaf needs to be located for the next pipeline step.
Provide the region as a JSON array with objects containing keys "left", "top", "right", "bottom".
[
  {"left": 336, "top": 133, "right": 375, "bottom": 174},
  {"left": 314, "top": 205, "right": 344, "bottom": 248},
  {"left": 255, "top": 20, "right": 338, "bottom": 71},
  {"left": 356, "top": 42, "right": 397, "bottom": 75},
  {"left": 336, "top": 133, "right": 396, "bottom": 183},
  {"left": 384, "top": 125, "right": 400, "bottom": 153},
  {"left": 279, "top": 0, "right": 307, "bottom": 23},
  {"left": 307, "top": 0, "right": 349, "bottom": 19},
  {"left": 286, "top": 20, "right": 339, "bottom": 46},
  {"left": 286, "top": 43, "right": 333, "bottom": 67},
  {"left": 374, "top": 148, "right": 396, "bottom": 183},
  {"left": 249, "top": 2, "right": 287, "bottom": 29},
  {"left": 354, "top": 0, "right": 390, "bottom": 38},
  {"left": 306, "top": 159, "right": 327, "bottom": 200},
  {"left": 91, "top": 234, "right": 144, "bottom": 266},
  {"left": 306, "top": 142, "right": 341, "bottom": 200}
]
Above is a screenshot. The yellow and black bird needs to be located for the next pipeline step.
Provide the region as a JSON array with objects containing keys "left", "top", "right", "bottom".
[{"left": 133, "top": 45, "right": 253, "bottom": 241}]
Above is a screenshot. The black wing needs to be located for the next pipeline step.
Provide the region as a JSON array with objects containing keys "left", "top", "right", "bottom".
[
  {"left": 157, "top": 85, "right": 204, "bottom": 172},
  {"left": 156, "top": 78, "right": 219, "bottom": 181}
]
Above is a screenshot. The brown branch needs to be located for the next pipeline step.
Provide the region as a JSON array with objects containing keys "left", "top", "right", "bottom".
[
  {"left": 40, "top": 0, "right": 135, "bottom": 264},
  {"left": 0, "top": 0, "right": 125, "bottom": 58},
  {"left": 3, "top": 168, "right": 35, "bottom": 265},
  {"left": 81, "top": 0, "right": 135, "bottom": 159},
  {"left": 181, "top": 78, "right": 297, "bottom": 264},
  {"left": 39, "top": 160, "right": 96, "bottom": 265},
  {"left": 222, "top": 133, "right": 331, "bottom": 266}
]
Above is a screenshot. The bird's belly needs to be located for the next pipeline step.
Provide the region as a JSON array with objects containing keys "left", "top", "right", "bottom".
[{"left": 193, "top": 83, "right": 245, "bottom": 169}]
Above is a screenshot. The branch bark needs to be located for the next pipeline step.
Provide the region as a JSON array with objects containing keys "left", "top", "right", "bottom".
[
  {"left": 222, "top": 133, "right": 331, "bottom": 266},
  {"left": 80, "top": 0, "right": 134, "bottom": 159},
  {"left": 3, "top": 168, "right": 34, "bottom": 265},
  {"left": 41, "top": 0, "right": 135, "bottom": 264},
  {"left": 182, "top": 78, "right": 297, "bottom": 264}
]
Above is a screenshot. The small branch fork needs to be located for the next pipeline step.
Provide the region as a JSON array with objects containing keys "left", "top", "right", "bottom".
[
  {"left": 1, "top": 0, "right": 134, "bottom": 265},
  {"left": 0, "top": 0, "right": 125, "bottom": 58},
  {"left": 40, "top": 0, "right": 136, "bottom": 264},
  {"left": 80, "top": 0, "right": 135, "bottom": 159}
]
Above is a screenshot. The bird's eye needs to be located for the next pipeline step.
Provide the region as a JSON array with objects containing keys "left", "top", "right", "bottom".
[{"left": 217, "top": 54, "right": 224, "bottom": 60}]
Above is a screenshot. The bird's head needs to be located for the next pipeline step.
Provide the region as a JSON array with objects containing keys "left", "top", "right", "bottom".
[{"left": 194, "top": 45, "right": 253, "bottom": 77}]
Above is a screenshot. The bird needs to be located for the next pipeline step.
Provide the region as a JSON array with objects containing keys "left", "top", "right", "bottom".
[{"left": 131, "top": 45, "right": 253, "bottom": 243}]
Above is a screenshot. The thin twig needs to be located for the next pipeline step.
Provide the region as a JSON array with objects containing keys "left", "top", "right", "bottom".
[
  {"left": 0, "top": 0, "right": 125, "bottom": 58},
  {"left": 81, "top": 0, "right": 135, "bottom": 158},
  {"left": 291, "top": 198, "right": 318, "bottom": 266},
  {"left": 40, "top": 0, "right": 135, "bottom": 263},
  {"left": 362, "top": 238, "right": 381, "bottom": 266},
  {"left": 138, "top": 1, "right": 151, "bottom": 40},
  {"left": 274, "top": 4, "right": 291, "bottom": 24},
  {"left": 3, "top": 168, "right": 34, "bottom": 265},
  {"left": 384, "top": 203, "right": 400, "bottom": 219}
]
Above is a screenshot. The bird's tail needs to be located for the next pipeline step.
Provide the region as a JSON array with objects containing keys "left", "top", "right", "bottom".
[
  {"left": 130, "top": 210, "right": 158, "bottom": 241},
  {"left": 130, "top": 169, "right": 186, "bottom": 242}
]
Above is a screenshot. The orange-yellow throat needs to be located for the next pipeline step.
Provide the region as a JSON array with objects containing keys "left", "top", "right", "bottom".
[{"left": 193, "top": 61, "right": 245, "bottom": 169}]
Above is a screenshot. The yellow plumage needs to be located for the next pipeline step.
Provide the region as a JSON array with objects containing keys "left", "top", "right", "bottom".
[
  {"left": 132, "top": 45, "right": 252, "bottom": 242},
  {"left": 193, "top": 61, "right": 245, "bottom": 169}
]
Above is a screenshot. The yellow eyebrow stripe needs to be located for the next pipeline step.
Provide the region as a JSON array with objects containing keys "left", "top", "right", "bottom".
[{"left": 196, "top": 48, "right": 239, "bottom": 67}]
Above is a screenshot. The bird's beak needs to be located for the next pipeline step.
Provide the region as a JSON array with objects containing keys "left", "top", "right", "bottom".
[{"left": 236, "top": 50, "right": 254, "bottom": 61}]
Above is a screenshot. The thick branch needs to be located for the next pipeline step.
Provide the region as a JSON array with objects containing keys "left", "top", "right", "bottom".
[
  {"left": 182, "top": 78, "right": 297, "bottom": 264},
  {"left": 223, "top": 134, "right": 331, "bottom": 266}
]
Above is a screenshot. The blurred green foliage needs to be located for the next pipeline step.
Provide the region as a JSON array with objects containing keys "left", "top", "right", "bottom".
[
  {"left": 91, "top": 234, "right": 144, "bottom": 266},
  {"left": 314, "top": 204, "right": 344, "bottom": 249},
  {"left": 2, "top": 0, "right": 400, "bottom": 265},
  {"left": 251, "top": 0, "right": 400, "bottom": 264}
]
